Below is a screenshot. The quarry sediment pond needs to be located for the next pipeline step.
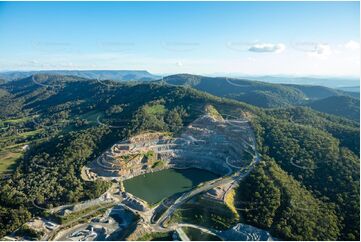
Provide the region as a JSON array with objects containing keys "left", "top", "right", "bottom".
[{"left": 123, "top": 168, "right": 219, "bottom": 204}]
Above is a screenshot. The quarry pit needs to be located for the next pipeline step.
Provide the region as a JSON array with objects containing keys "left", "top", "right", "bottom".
[{"left": 85, "top": 112, "right": 256, "bottom": 183}]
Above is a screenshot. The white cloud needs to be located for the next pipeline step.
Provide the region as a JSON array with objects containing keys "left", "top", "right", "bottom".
[
  {"left": 307, "top": 44, "right": 332, "bottom": 59},
  {"left": 248, "top": 43, "right": 285, "bottom": 53},
  {"left": 345, "top": 40, "right": 360, "bottom": 50}
]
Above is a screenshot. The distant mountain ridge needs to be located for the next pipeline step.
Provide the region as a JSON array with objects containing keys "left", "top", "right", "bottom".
[
  {"left": 0, "top": 70, "right": 160, "bottom": 82},
  {"left": 2, "top": 72, "right": 359, "bottom": 122},
  {"left": 240, "top": 75, "right": 359, "bottom": 91},
  {"left": 161, "top": 74, "right": 353, "bottom": 108}
]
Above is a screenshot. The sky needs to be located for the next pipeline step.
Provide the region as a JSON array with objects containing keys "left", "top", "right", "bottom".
[{"left": 0, "top": 1, "right": 359, "bottom": 77}]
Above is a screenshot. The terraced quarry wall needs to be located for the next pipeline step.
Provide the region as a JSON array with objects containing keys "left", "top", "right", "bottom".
[{"left": 86, "top": 114, "right": 256, "bottom": 181}]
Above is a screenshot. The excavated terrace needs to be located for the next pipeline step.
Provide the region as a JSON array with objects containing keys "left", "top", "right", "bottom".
[{"left": 86, "top": 113, "right": 256, "bottom": 181}]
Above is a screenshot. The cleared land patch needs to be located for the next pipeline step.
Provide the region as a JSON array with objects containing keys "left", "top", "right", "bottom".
[{"left": 0, "top": 150, "right": 22, "bottom": 175}]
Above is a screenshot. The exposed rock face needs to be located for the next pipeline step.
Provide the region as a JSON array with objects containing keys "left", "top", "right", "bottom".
[
  {"left": 87, "top": 114, "right": 256, "bottom": 181},
  {"left": 121, "top": 192, "right": 148, "bottom": 212},
  {"left": 220, "top": 223, "right": 276, "bottom": 241}
]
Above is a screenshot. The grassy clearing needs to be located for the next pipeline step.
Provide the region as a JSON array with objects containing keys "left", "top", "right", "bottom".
[
  {"left": 137, "top": 231, "right": 173, "bottom": 241},
  {"left": 2, "top": 116, "right": 32, "bottom": 124},
  {"left": 0, "top": 126, "right": 46, "bottom": 175},
  {"left": 144, "top": 104, "right": 166, "bottom": 115},
  {"left": 18, "top": 129, "right": 42, "bottom": 138},
  {"left": 4, "top": 142, "right": 29, "bottom": 150},
  {"left": 49, "top": 202, "right": 114, "bottom": 225},
  {"left": 58, "top": 204, "right": 104, "bottom": 224},
  {"left": 78, "top": 110, "right": 103, "bottom": 123},
  {"left": 0, "top": 150, "right": 22, "bottom": 175},
  {"left": 205, "top": 105, "right": 223, "bottom": 121},
  {"left": 0, "top": 129, "right": 42, "bottom": 143}
]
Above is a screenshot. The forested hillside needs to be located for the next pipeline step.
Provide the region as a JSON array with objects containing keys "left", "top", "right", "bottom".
[
  {"left": 306, "top": 95, "right": 360, "bottom": 122},
  {"left": 0, "top": 74, "right": 359, "bottom": 240},
  {"left": 237, "top": 158, "right": 340, "bottom": 240},
  {"left": 162, "top": 74, "right": 353, "bottom": 109},
  {"left": 248, "top": 113, "right": 360, "bottom": 240},
  {"left": 264, "top": 107, "right": 360, "bottom": 155}
]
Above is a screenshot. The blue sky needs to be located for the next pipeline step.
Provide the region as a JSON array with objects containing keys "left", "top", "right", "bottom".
[{"left": 0, "top": 1, "right": 359, "bottom": 76}]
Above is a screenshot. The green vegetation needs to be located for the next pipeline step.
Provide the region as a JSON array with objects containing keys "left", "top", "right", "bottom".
[
  {"left": 78, "top": 110, "right": 103, "bottom": 123},
  {"left": 56, "top": 203, "right": 113, "bottom": 225},
  {"left": 265, "top": 106, "right": 360, "bottom": 155},
  {"left": 151, "top": 160, "right": 166, "bottom": 169},
  {"left": 106, "top": 104, "right": 124, "bottom": 116},
  {"left": 130, "top": 101, "right": 188, "bottom": 134},
  {"left": 2, "top": 116, "right": 32, "bottom": 124},
  {"left": 138, "top": 231, "right": 174, "bottom": 241},
  {"left": 170, "top": 196, "right": 238, "bottom": 230},
  {"left": 15, "top": 224, "right": 44, "bottom": 240},
  {"left": 143, "top": 150, "right": 156, "bottom": 165},
  {"left": 0, "top": 150, "right": 22, "bottom": 175},
  {"left": 84, "top": 179, "right": 112, "bottom": 199},
  {"left": 236, "top": 159, "right": 340, "bottom": 240},
  {"left": 0, "top": 206, "right": 31, "bottom": 238},
  {"left": 144, "top": 103, "right": 167, "bottom": 115},
  {"left": 0, "top": 120, "right": 44, "bottom": 176},
  {"left": 205, "top": 104, "right": 223, "bottom": 120},
  {"left": 306, "top": 95, "right": 360, "bottom": 122},
  {"left": 163, "top": 74, "right": 351, "bottom": 108},
  {"left": 252, "top": 112, "right": 359, "bottom": 240},
  {"left": 224, "top": 188, "right": 240, "bottom": 220}
]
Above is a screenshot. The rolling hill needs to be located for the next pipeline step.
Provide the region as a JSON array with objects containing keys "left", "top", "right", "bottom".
[
  {"left": 162, "top": 74, "right": 350, "bottom": 108},
  {"left": 306, "top": 95, "right": 360, "bottom": 122},
  {"left": 242, "top": 75, "right": 359, "bottom": 91}
]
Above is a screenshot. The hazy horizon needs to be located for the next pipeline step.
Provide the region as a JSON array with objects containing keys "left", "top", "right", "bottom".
[{"left": 0, "top": 69, "right": 359, "bottom": 80}]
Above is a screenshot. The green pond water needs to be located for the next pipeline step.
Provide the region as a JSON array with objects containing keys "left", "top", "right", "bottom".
[{"left": 123, "top": 168, "right": 219, "bottom": 204}]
